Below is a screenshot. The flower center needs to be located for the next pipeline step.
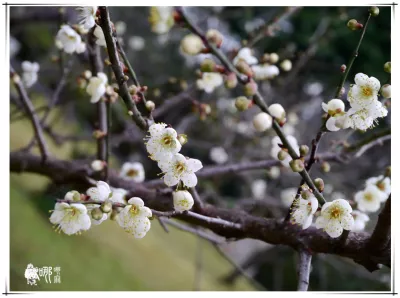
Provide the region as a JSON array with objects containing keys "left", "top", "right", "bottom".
[
  {"left": 364, "top": 193, "right": 373, "bottom": 201},
  {"left": 174, "top": 162, "right": 186, "bottom": 175},
  {"left": 126, "top": 169, "right": 138, "bottom": 177},
  {"left": 362, "top": 87, "right": 373, "bottom": 97},
  {"left": 376, "top": 182, "right": 385, "bottom": 191},
  {"left": 330, "top": 206, "right": 341, "bottom": 219},
  {"left": 129, "top": 205, "right": 139, "bottom": 216},
  {"left": 162, "top": 134, "right": 173, "bottom": 147}
]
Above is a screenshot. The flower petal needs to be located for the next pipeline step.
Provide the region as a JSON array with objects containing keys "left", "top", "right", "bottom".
[
  {"left": 127, "top": 197, "right": 144, "bottom": 207},
  {"left": 181, "top": 172, "right": 198, "bottom": 187},
  {"left": 187, "top": 158, "right": 203, "bottom": 172},
  {"left": 324, "top": 219, "right": 343, "bottom": 238},
  {"left": 163, "top": 172, "right": 180, "bottom": 186},
  {"left": 340, "top": 213, "right": 354, "bottom": 230}
]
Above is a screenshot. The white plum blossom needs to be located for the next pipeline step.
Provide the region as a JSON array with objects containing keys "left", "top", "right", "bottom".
[
  {"left": 381, "top": 84, "right": 391, "bottom": 99},
  {"left": 291, "top": 195, "right": 318, "bottom": 229},
  {"left": 322, "top": 99, "right": 345, "bottom": 116},
  {"left": 196, "top": 72, "right": 223, "bottom": 93},
  {"left": 366, "top": 175, "right": 391, "bottom": 196},
  {"left": 351, "top": 210, "right": 370, "bottom": 231},
  {"left": 128, "top": 36, "right": 145, "bottom": 51},
  {"left": 253, "top": 112, "right": 272, "bottom": 132},
  {"left": 355, "top": 184, "right": 386, "bottom": 213},
  {"left": 268, "top": 166, "right": 280, "bottom": 179},
  {"left": 268, "top": 104, "right": 286, "bottom": 120},
  {"left": 149, "top": 6, "right": 174, "bottom": 34},
  {"left": 76, "top": 6, "right": 97, "bottom": 30},
  {"left": 119, "top": 162, "right": 145, "bottom": 183},
  {"left": 86, "top": 72, "right": 108, "bottom": 103},
  {"left": 56, "top": 25, "right": 83, "bottom": 54},
  {"left": 270, "top": 135, "right": 300, "bottom": 168},
  {"left": 233, "top": 47, "right": 258, "bottom": 65},
  {"left": 348, "top": 73, "right": 380, "bottom": 110},
  {"left": 252, "top": 64, "right": 280, "bottom": 80},
  {"left": 145, "top": 123, "right": 182, "bottom": 161},
  {"left": 49, "top": 202, "right": 91, "bottom": 235},
  {"left": 304, "top": 82, "right": 323, "bottom": 97},
  {"left": 325, "top": 113, "right": 351, "bottom": 132},
  {"left": 209, "top": 147, "right": 228, "bottom": 164},
  {"left": 21, "top": 61, "right": 39, "bottom": 88},
  {"left": 346, "top": 101, "right": 387, "bottom": 131},
  {"left": 91, "top": 160, "right": 105, "bottom": 171},
  {"left": 109, "top": 188, "right": 128, "bottom": 205},
  {"left": 115, "top": 21, "right": 127, "bottom": 36},
  {"left": 158, "top": 153, "right": 203, "bottom": 187},
  {"left": 173, "top": 190, "right": 194, "bottom": 211},
  {"left": 117, "top": 197, "right": 152, "bottom": 238},
  {"left": 251, "top": 179, "right": 267, "bottom": 199},
  {"left": 316, "top": 199, "right": 354, "bottom": 238},
  {"left": 281, "top": 187, "right": 297, "bottom": 207},
  {"left": 86, "top": 181, "right": 111, "bottom": 202},
  {"left": 180, "top": 34, "right": 204, "bottom": 55},
  {"left": 94, "top": 25, "right": 107, "bottom": 47}
]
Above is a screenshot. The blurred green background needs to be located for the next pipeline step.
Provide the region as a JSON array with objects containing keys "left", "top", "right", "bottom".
[{"left": 10, "top": 6, "right": 391, "bottom": 291}]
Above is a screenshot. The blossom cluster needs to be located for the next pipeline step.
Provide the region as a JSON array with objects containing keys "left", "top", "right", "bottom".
[
  {"left": 145, "top": 123, "right": 203, "bottom": 211},
  {"left": 49, "top": 181, "right": 152, "bottom": 238},
  {"left": 354, "top": 174, "right": 390, "bottom": 213}
]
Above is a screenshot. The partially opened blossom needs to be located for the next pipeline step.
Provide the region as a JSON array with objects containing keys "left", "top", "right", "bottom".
[
  {"left": 316, "top": 199, "right": 354, "bottom": 238},
  {"left": 351, "top": 210, "right": 370, "bottom": 231},
  {"left": 173, "top": 190, "right": 194, "bottom": 211},
  {"left": 366, "top": 175, "right": 391, "bottom": 197},
  {"left": 322, "top": 99, "right": 345, "bottom": 116},
  {"left": 145, "top": 123, "right": 182, "bottom": 161},
  {"left": 233, "top": 47, "right": 258, "bottom": 66},
  {"left": 119, "top": 162, "right": 145, "bottom": 183},
  {"left": 76, "top": 6, "right": 97, "bottom": 30},
  {"left": 347, "top": 73, "right": 380, "bottom": 110},
  {"left": 21, "top": 61, "right": 39, "bottom": 88},
  {"left": 158, "top": 153, "right": 203, "bottom": 187},
  {"left": 325, "top": 113, "right": 351, "bottom": 132},
  {"left": 86, "top": 72, "right": 108, "bottom": 103},
  {"left": 196, "top": 72, "right": 223, "bottom": 93},
  {"left": 86, "top": 181, "right": 111, "bottom": 202},
  {"left": 56, "top": 25, "right": 83, "bottom": 54},
  {"left": 180, "top": 34, "right": 204, "bottom": 55},
  {"left": 291, "top": 195, "right": 318, "bottom": 229},
  {"left": 117, "top": 197, "right": 152, "bottom": 238},
  {"left": 50, "top": 202, "right": 91, "bottom": 235},
  {"left": 355, "top": 184, "right": 386, "bottom": 212}
]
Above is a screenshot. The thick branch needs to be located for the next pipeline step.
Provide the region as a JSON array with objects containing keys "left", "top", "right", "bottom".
[{"left": 297, "top": 250, "right": 312, "bottom": 291}]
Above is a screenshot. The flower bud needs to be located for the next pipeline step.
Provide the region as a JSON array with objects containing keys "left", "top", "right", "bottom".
[
  {"left": 384, "top": 62, "right": 391, "bottom": 73},
  {"left": 145, "top": 100, "right": 156, "bottom": 111},
  {"left": 381, "top": 84, "right": 391, "bottom": 99},
  {"left": 101, "top": 200, "right": 113, "bottom": 213},
  {"left": 268, "top": 103, "right": 286, "bottom": 120},
  {"left": 323, "top": 98, "right": 345, "bottom": 116},
  {"left": 178, "top": 134, "right": 188, "bottom": 145},
  {"left": 269, "top": 53, "right": 279, "bottom": 64},
  {"left": 200, "top": 58, "right": 216, "bottom": 72},
  {"left": 299, "top": 145, "right": 310, "bottom": 157},
  {"left": 202, "top": 103, "right": 211, "bottom": 115},
  {"left": 280, "top": 59, "right": 292, "bottom": 72},
  {"left": 321, "top": 161, "right": 331, "bottom": 173},
  {"left": 268, "top": 166, "right": 280, "bottom": 179},
  {"left": 206, "top": 29, "right": 223, "bottom": 47},
  {"left": 340, "top": 64, "right": 347, "bottom": 73},
  {"left": 385, "top": 166, "right": 391, "bottom": 178},
  {"left": 347, "top": 19, "right": 362, "bottom": 30},
  {"left": 224, "top": 72, "right": 238, "bottom": 89},
  {"left": 339, "top": 87, "right": 346, "bottom": 97},
  {"left": 253, "top": 112, "right": 273, "bottom": 132},
  {"left": 91, "top": 207, "right": 104, "bottom": 220},
  {"left": 65, "top": 190, "right": 81, "bottom": 202},
  {"left": 235, "top": 96, "right": 250, "bottom": 111},
  {"left": 301, "top": 189, "right": 313, "bottom": 200},
  {"left": 244, "top": 80, "right": 258, "bottom": 96},
  {"left": 110, "top": 209, "right": 119, "bottom": 221},
  {"left": 290, "top": 159, "right": 304, "bottom": 172},
  {"left": 314, "top": 178, "right": 324, "bottom": 192},
  {"left": 91, "top": 160, "right": 105, "bottom": 172},
  {"left": 180, "top": 34, "right": 203, "bottom": 55},
  {"left": 369, "top": 6, "right": 379, "bottom": 17},
  {"left": 173, "top": 190, "right": 194, "bottom": 212},
  {"left": 12, "top": 74, "right": 21, "bottom": 84},
  {"left": 278, "top": 149, "right": 289, "bottom": 161},
  {"left": 128, "top": 85, "right": 138, "bottom": 95},
  {"left": 83, "top": 70, "right": 92, "bottom": 79},
  {"left": 236, "top": 60, "right": 253, "bottom": 77}
]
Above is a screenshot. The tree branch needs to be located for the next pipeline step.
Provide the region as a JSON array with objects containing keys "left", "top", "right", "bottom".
[{"left": 297, "top": 250, "right": 312, "bottom": 291}]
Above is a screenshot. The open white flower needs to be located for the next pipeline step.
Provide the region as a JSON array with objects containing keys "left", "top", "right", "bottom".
[
  {"left": 348, "top": 73, "right": 380, "bottom": 110},
  {"left": 173, "top": 190, "right": 194, "bottom": 211},
  {"left": 252, "top": 179, "right": 267, "bottom": 199},
  {"left": 291, "top": 195, "right": 318, "bottom": 229},
  {"left": 21, "top": 61, "right": 39, "bottom": 88},
  {"left": 145, "top": 123, "right": 182, "bottom": 161},
  {"left": 270, "top": 135, "right": 299, "bottom": 168},
  {"left": 281, "top": 187, "right": 297, "bottom": 207},
  {"left": 86, "top": 72, "right": 108, "bottom": 103},
  {"left": 119, "top": 162, "right": 145, "bottom": 183},
  {"left": 50, "top": 202, "right": 91, "bottom": 235},
  {"left": 158, "top": 153, "right": 203, "bottom": 187},
  {"left": 76, "top": 6, "right": 97, "bottom": 30},
  {"left": 56, "top": 25, "right": 83, "bottom": 54},
  {"left": 94, "top": 25, "right": 107, "bottom": 47},
  {"left": 366, "top": 175, "right": 391, "bottom": 197},
  {"left": 233, "top": 47, "right": 258, "bottom": 66},
  {"left": 316, "top": 199, "right": 354, "bottom": 238},
  {"left": 209, "top": 147, "right": 228, "bottom": 164},
  {"left": 355, "top": 184, "right": 386, "bottom": 213},
  {"left": 346, "top": 101, "right": 387, "bottom": 131},
  {"left": 351, "top": 210, "right": 370, "bottom": 231},
  {"left": 196, "top": 72, "right": 223, "bottom": 93},
  {"left": 117, "top": 197, "right": 152, "bottom": 238},
  {"left": 86, "top": 180, "right": 111, "bottom": 202}
]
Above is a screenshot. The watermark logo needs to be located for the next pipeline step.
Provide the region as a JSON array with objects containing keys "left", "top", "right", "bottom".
[{"left": 24, "top": 264, "right": 61, "bottom": 286}]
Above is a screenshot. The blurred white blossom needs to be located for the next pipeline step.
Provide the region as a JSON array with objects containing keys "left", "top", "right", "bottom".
[
  {"left": 21, "top": 61, "right": 39, "bottom": 88},
  {"left": 209, "top": 147, "right": 228, "bottom": 164}
]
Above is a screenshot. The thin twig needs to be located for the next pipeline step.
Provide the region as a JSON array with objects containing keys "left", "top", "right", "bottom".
[{"left": 297, "top": 250, "right": 312, "bottom": 291}]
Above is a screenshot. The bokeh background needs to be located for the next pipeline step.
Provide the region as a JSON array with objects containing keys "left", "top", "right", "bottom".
[{"left": 10, "top": 6, "right": 391, "bottom": 291}]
